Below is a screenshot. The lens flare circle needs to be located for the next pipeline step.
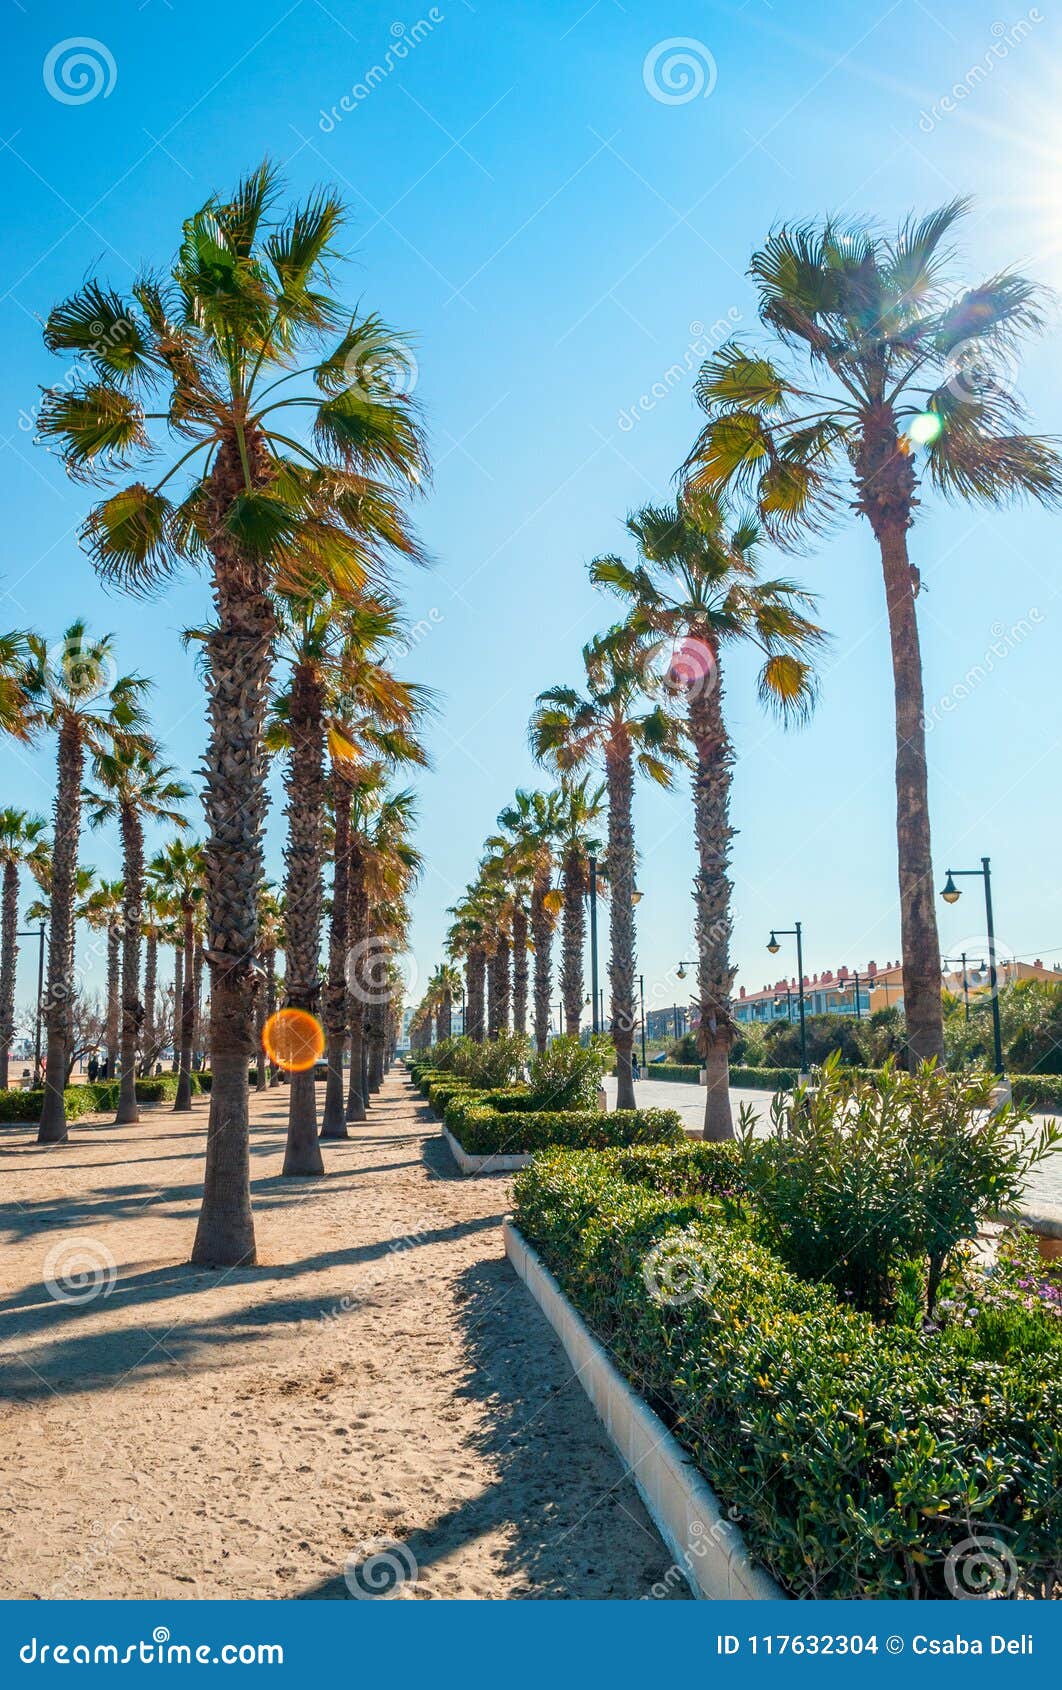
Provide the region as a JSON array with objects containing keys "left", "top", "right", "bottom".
[{"left": 263, "top": 1009, "right": 325, "bottom": 1073}]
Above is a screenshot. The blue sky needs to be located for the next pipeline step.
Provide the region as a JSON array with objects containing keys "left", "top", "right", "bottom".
[{"left": 2, "top": 0, "right": 1061, "bottom": 1024}]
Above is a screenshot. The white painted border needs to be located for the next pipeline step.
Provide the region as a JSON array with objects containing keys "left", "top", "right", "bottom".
[
  {"left": 442, "top": 1126, "right": 530, "bottom": 1177},
  {"left": 503, "top": 1220, "right": 785, "bottom": 1602}
]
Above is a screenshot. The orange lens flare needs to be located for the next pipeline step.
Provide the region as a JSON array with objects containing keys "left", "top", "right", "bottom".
[{"left": 262, "top": 1009, "right": 325, "bottom": 1073}]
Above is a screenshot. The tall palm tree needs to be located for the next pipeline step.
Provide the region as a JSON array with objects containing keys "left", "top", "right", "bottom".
[
  {"left": 496, "top": 790, "right": 564, "bottom": 1053},
  {"left": 82, "top": 878, "right": 124, "bottom": 1078},
  {"left": 682, "top": 203, "right": 1062, "bottom": 1065},
  {"left": 592, "top": 495, "right": 824, "bottom": 1137},
  {"left": 553, "top": 776, "right": 605, "bottom": 1037},
  {"left": 255, "top": 887, "right": 282, "bottom": 1092},
  {"left": 19, "top": 626, "right": 146, "bottom": 1141},
  {"left": 446, "top": 898, "right": 488, "bottom": 1043},
  {"left": 0, "top": 811, "right": 48, "bottom": 1088},
  {"left": 40, "top": 162, "right": 428, "bottom": 1263},
  {"left": 149, "top": 839, "right": 205, "bottom": 1110},
  {"left": 85, "top": 743, "right": 190, "bottom": 1121},
  {"left": 138, "top": 881, "right": 168, "bottom": 1075},
  {"left": 344, "top": 786, "right": 420, "bottom": 1119},
  {"left": 532, "top": 630, "right": 685, "bottom": 1107},
  {"left": 427, "top": 962, "right": 462, "bottom": 1043}
]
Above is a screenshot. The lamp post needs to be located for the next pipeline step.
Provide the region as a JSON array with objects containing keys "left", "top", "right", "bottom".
[
  {"left": 942, "top": 952, "right": 984, "bottom": 1024},
  {"left": 772, "top": 985, "right": 793, "bottom": 1023},
  {"left": 638, "top": 974, "right": 647, "bottom": 1069},
  {"left": 940, "top": 858, "right": 1004, "bottom": 1075},
  {"left": 834, "top": 970, "right": 864, "bottom": 1021},
  {"left": 588, "top": 853, "right": 599, "bottom": 1035},
  {"left": 16, "top": 924, "right": 46, "bottom": 1082},
  {"left": 767, "top": 923, "right": 808, "bottom": 1074}
]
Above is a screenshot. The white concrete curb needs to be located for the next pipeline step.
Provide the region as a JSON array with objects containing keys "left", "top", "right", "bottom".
[
  {"left": 442, "top": 1126, "right": 530, "bottom": 1177},
  {"left": 503, "top": 1219, "right": 785, "bottom": 1602}
]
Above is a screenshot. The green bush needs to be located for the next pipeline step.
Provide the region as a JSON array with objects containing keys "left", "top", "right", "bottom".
[
  {"left": 737, "top": 1059, "right": 1061, "bottom": 1317},
  {"left": 527, "top": 1033, "right": 611, "bottom": 1110},
  {"left": 643, "top": 1062, "right": 701, "bottom": 1083},
  {"left": 0, "top": 1085, "right": 101, "bottom": 1121},
  {"left": 1012, "top": 1074, "right": 1062, "bottom": 1112},
  {"left": 512, "top": 1146, "right": 1062, "bottom": 1601},
  {"left": 728, "top": 1064, "right": 799, "bottom": 1089},
  {"left": 444, "top": 1099, "right": 683, "bottom": 1157}
]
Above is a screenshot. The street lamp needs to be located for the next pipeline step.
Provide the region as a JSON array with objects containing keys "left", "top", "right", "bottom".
[
  {"left": 939, "top": 856, "right": 1004, "bottom": 1076},
  {"left": 16, "top": 924, "right": 46, "bottom": 1083},
  {"left": 833, "top": 970, "right": 864, "bottom": 1021},
  {"left": 766, "top": 923, "right": 808, "bottom": 1074},
  {"left": 587, "top": 853, "right": 600, "bottom": 1035},
  {"left": 942, "top": 952, "right": 985, "bottom": 1024},
  {"left": 637, "top": 974, "right": 647, "bottom": 1069}
]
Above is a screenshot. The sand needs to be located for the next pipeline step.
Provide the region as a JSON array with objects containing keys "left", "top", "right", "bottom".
[{"left": 0, "top": 1072, "right": 686, "bottom": 1601}]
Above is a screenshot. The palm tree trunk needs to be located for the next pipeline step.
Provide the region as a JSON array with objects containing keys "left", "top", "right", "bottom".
[
  {"left": 174, "top": 903, "right": 195, "bottom": 1111},
  {"left": 486, "top": 941, "right": 502, "bottom": 1040},
  {"left": 191, "top": 434, "right": 274, "bottom": 1268},
  {"left": 38, "top": 718, "right": 83, "bottom": 1143},
  {"left": 466, "top": 946, "right": 485, "bottom": 1042},
  {"left": 116, "top": 805, "right": 143, "bottom": 1123},
  {"left": 321, "top": 772, "right": 351, "bottom": 1139},
  {"left": 172, "top": 945, "right": 183, "bottom": 1072},
  {"left": 105, "top": 925, "right": 120, "bottom": 1078},
  {"left": 560, "top": 846, "right": 587, "bottom": 1036},
  {"left": 496, "top": 932, "right": 511, "bottom": 1033},
  {"left": 688, "top": 655, "right": 735, "bottom": 1141},
  {"left": 193, "top": 938, "right": 204, "bottom": 1068},
  {"left": 141, "top": 929, "right": 157, "bottom": 1076},
  {"left": 265, "top": 948, "right": 279, "bottom": 1085},
  {"left": 345, "top": 849, "right": 368, "bottom": 1121},
  {"left": 606, "top": 740, "right": 637, "bottom": 1110},
  {"left": 511, "top": 904, "right": 528, "bottom": 1033},
  {"left": 0, "top": 860, "right": 18, "bottom": 1090},
  {"left": 530, "top": 866, "right": 553, "bottom": 1053},
  {"left": 281, "top": 661, "right": 325, "bottom": 1176},
  {"left": 856, "top": 411, "right": 944, "bottom": 1067}
]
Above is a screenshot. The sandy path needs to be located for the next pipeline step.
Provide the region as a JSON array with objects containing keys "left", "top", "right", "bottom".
[{"left": 0, "top": 1072, "right": 685, "bottom": 1601}]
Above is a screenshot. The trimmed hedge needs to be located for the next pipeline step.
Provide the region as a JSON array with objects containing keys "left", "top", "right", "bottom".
[
  {"left": 0, "top": 1085, "right": 101, "bottom": 1122},
  {"left": 1012, "top": 1074, "right": 1062, "bottom": 1112},
  {"left": 513, "top": 1144, "right": 1062, "bottom": 1601},
  {"left": 729, "top": 1064, "right": 800, "bottom": 1089},
  {"left": 642, "top": 1063, "right": 701, "bottom": 1083},
  {"left": 444, "top": 1095, "right": 683, "bottom": 1157}
]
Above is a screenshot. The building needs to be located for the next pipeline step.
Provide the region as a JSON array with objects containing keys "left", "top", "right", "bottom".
[{"left": 734, "top": 961, "right": 899, "bottom": 1024}]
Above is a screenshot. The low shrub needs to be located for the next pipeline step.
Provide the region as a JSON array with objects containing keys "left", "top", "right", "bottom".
[
  {"left": 728, "top": 1064, "right": 799, "bottom": 1089},
  {"left": 444, "top": 1099, "right": 683, "bottom": 1157},
  {"left": 0, "top": 1085, "right": 100, "bottom": 1122},
  {"left": 527, "top": 1034, "right": 611, "bottom": 1109},
  {"left": 1012, "top": 1074, "right": 1062, "bottom": 1112},
  {"left": 643, "top": 1062, "right": 701, "bottom": 1083},
  {"left": 737, "top": 1059, "right": 1060, "bottom": 1318},
  {"left": 512, "top": 1146, "right": 1062, "bottom": 1601}
]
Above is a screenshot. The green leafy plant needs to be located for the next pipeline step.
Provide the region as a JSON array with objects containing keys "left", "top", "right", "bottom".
[{"left": 527, "top": 1032, "right": 611, "bottom": 1109}]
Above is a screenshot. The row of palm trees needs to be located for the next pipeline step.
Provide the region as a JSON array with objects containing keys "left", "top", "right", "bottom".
[
  {"left": 10, "top": 161, "right": 432, "bottom": 1264},
  {"left": 420, "top": 202, "right": 1059, "bottom": 1139}
]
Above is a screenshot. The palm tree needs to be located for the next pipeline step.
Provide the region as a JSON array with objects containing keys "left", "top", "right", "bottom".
[
  {"left": 427, "top": 962, "right": 462, "bottom": 1043},
  {"left": 683, "top": 203, "right": 1062, "bottom": 1065},
  {"left": 496, "top": 790, "right": 564, "bottom": 1053},
  {"left": 81, "top": 878, "right": 125, "bottom": 1078},
  {"left": 0, "top": 811, "right": 48, "bottom": 1088},
  {"left": 40, "top": 162, "right": 428, "bottom": 1262},
  {"left": 446, "top": 898, "right": 488, "bottom": 1043},
  {"left": 19, "top": 626, "right": 146, "bottom": 1141},
  {"left": 592, "top": 495, "right": 824, "bottom": 1137},
  {"left": 532, "top": 630, "right": 685, "bottom": 1107},
  {"left": 344, "top": 786, "right": 420, "bottom": 1119},
  {"left": 254, "top": 888, "right": 282, "bottom": 1092},
  {"left": 138, "top": 881, "right": 168, "bottom": 1075},
  {"left": 85, "top": 743, "right": 190, "bottom": 1121},
  {"left": 149, "top": 839, "right": 205, "bottom": 1111},
  {"left": 552, "top": 776, "right": 605, "bottom": 1038}
]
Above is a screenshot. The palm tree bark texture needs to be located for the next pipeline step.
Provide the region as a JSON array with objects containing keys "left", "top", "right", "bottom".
[
  {"left": 510, "top": 903, "right": 528, "bottom": 1034},
  {"left": 321, "top": 771, "right": 351, "bottom": 1138},
  {"left": 688, "top": 651, "right": 737, "bottom": 1140},
  {"left": 530, "top": 866, "right": 553, "bottom": 1054},
  {"left": 175, "top": 899, "right": 196, "bottom": 1112},
  {"left": 560, "top": 845, "right": 587, "bottom": 1037},
  {"left": 0, "top": 860, "right": 19, "bottom": 1091},
  {"left": 281, "top": 661, "right": 326, "bottom": 1175},
  {"left": 466, "top": 946, "right": 485, "bottom": 1042},
  {"left": 38, "top": 717, "right": 82, "bottom": 1143},
  {"left": 117, "top": 805, "right": 145, "bottom": 1123},
  {"left": 606, "top": 736, "right": 638, "bottom": 1110},
  {"left": 191, "top": 436, "right": 275, "bottom": 1266},
  {"left": 854, "top": 407, "right": 942, "bottom": 1066},
  {"left": 345, "top": 840, "right": 369, "bottom": 1122}
]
